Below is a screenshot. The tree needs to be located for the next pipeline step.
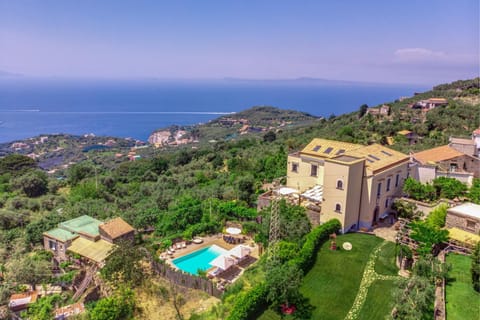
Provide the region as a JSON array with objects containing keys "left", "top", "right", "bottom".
[
  {"left": 266, "top": 263, "right": 303, "bottom": 309},
  {"left": 90, "top": 286, "right": 135, "bottom": 320},
  {"left": 425, "top": 204, "right": 448, "bottom": 228},
  {"left": 468, "top": 178, "right": 480, "bottom": 204},
  {"left": 403, "top": 177, "right": 437, "bottom": 202},
  {"left": 11, "top": 170, "right": 48, "bottom": 197},
  {"left": 392, "top": 199, "right": 422, "bottom": 220},
  {"left": 358, "top": 104, "right": 369, "bottom": 118},
  {"left": 0, "top": 154, "right": 36, "bottom": 176},
  {"left": 263, "top": 131, "right": 277, "bottom": 143},
  {"left": 410, "top": 221, "right": 448, "bottom": 256},
  {"left": 472, "top": 242, "right": 480, "bottom": 292},
  {"left": 432, "top": 177, "right": 467, "bottom": 199},
  {"left": 5, "top": 254, "right": 52, "bottom": 287},
  {"left": 101, "top": 240, "right": 145, "bottom": 285},
  {"left": 21, "top": 294, "right": 61, "bottom": 320},
  {"left": 67, "top": 162, "right": 94, "bottom": 186}
]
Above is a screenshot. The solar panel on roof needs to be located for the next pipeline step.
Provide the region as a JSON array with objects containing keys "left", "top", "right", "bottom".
[
  {"left": 312, "top": 145, "right": 321, "bottom": 152},
  {"left": 368, "top": 154, "right": 381, "bottom": 161},
  {"left": 324, "top": 147, "right": 333, "bottom": 154},
  {"left": 381, "top": 150, "right": 393, "bottom": 156},
  {"left": 366, "top": 158, "right": 374, "bottom": 163},
  {"left": 336, "top": 149, "right": 345, "bottom": 155}
]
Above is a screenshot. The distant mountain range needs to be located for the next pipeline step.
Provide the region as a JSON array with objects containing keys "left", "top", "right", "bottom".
[{"left": 0, "top": 70, "right": 23, "bottom": 77}]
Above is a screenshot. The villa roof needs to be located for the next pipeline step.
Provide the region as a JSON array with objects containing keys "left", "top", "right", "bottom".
[
  {"left": 301, "top": 138, "right": 408, "bottom": 173},
  {"left": 449, "top": 137, "right": 475, "bottom": 145},
  {"left": 413, "top": 145, "right": 464, "bottom": 165},
  {"left": 345, "top": 144, "right": 409, "bottom": 172},
  {"left": 447, "top": 203, "right": 480, "bottom": 220},
  {"left": 301, "top": 138, "right": 361, "bottom": 158},
  {"left": 59, "top": 215, "right": 102, "bottom": 237},
  {"left": 68, "top": 237, "right": 114, "bottom": 263},
  {"left": 43, "top": 227, "right": 78, "bottom": 242},
  {"left": 99, "top": 217, "right": 134, "bottom": 240}
]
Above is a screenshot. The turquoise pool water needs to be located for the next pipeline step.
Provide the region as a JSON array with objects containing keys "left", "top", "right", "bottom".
[{"left": 173, "top": 245, "right": 228, "bottom": 275}]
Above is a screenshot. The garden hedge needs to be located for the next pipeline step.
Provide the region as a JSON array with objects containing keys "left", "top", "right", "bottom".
[{"left": 226, "top": 219, "right": 341, "bottom": 320}]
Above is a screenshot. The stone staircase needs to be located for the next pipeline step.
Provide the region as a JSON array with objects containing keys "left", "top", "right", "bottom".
[{"left": 73, "top": 265, "right": 98, "bottom": 301}]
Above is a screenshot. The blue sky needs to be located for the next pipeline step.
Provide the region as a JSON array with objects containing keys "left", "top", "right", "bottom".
[{"left": 0, "top": 0, "right": 478, "bottom": 84}]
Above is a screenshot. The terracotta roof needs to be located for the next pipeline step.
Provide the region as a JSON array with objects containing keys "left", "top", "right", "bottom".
[
  {"left": 99, "top": 217, "right": 134, "bottom": 240},
  {"left": 413, "top": 145, "right": 464, "bottom": 165},
  {"left": 9, "top": 291, "right": 37, "bottom": 309}
]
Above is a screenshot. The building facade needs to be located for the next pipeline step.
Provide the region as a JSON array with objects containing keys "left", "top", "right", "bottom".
[
  {"left": 446, "top": 203, "right": 480, "bottom": 235},
  {"left": 287, "top": 138, "right": 409, "bottom": 232}
]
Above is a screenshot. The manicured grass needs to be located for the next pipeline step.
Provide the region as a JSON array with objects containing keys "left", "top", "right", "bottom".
[
  {"left": 374, "top": 241, "right": 399, "bottom": 276},
  {"left": 445, "top": 254, "right": 480, "bottom": 320},
  {"left": 300, "top": 233, "right": 384, "bottom": 320},
  {"left": 357, "top": 280, "right": 396, "bottom": 320}
]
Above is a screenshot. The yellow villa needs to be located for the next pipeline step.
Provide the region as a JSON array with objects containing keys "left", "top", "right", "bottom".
[{"left": 286, "top": 138, "right": 409, "bottom": 232}]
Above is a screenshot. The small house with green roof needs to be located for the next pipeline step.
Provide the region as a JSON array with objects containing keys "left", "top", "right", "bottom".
[{"left": 43, "top": 215, "right": 134, "bottom": 264}]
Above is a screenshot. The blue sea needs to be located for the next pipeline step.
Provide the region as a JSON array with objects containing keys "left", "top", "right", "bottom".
[{"left": 0, "top": 78, "right": 427, "bottom": 143}]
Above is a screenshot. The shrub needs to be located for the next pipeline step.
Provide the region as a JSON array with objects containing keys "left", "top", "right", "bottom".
[
  {"left": 426, "top": 204, "right": 448, "bottom": 228},
  {"left": 226, "top": 282, "right": 268, "bottom": 320}
]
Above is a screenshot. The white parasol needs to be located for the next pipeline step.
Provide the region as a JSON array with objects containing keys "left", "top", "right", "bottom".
[
  {"left": 226, "top": 227, "right": 241, "bottom": 235},
  {"left": 210, "top": 255, "right": 235, "bottom": 270},
  {"left": 228, "top": 245, "right": 251, "bottom": 259}
]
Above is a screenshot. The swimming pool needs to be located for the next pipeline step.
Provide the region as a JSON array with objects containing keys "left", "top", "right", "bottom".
[{"left": 172, "top": 244, "right": 228, "bottom": 275}]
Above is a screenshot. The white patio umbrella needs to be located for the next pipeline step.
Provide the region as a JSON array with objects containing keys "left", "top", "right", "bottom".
[
  {"left": 226, "top": 227, "right": 241, "bottom": 235},
  {"left": 210, "top": 255, "right": 235, "bottom": 270},
  {"left": 228, "top": 245, "right": 251, "bottom": 259}
]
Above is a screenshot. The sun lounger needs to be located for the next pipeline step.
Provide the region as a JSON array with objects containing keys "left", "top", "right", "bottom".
[
  {"left": 176, "top": 243, "right": 182, "bottom": 249},
  {"left": 182, "top": 242, "right": 187, "bottom": 248}
]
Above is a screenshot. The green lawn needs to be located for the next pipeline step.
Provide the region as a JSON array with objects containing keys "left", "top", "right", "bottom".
[
  {"left": 374, "top": 241, "right": 399, "bottom": 276},
  {"left": 300, "top": 233, "right": 384, "bottom": 320},
  {"left": 445, "top": 254, "right": 480, "bottom": 320},
  {"left": 357, "top": 280, "right": 396, "bottom": 320},
  {"left": 257, "top": 233, "right": 399, "bottom": 320}
]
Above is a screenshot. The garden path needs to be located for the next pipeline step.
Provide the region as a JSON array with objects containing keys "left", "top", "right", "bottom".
[{"left": 344, "top": 241, "right": 400, "bottom": 320}]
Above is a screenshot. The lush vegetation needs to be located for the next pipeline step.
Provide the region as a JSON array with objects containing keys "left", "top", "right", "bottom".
[
  {"left": 446, "top": 254, "right": 480, "bottom": 320},
  {"left": 402, "top": 177, "right": 472, "bottom": 203},
  {"left": 0, "top": 78, "right": 478, "bottom": 318}
]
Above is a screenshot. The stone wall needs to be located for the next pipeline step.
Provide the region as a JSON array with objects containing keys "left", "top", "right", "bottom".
[{"left": 445, "top": 212, "right": 480, "bottom": 234}]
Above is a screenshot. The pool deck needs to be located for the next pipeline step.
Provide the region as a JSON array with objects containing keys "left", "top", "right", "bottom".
[{"left": 162, "top": 234, "right": 259, "bottom": 272}]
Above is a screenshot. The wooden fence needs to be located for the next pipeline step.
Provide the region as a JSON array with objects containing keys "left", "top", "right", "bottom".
[{"left": 152, "top": 261, "right": 223, "bottom": 298}]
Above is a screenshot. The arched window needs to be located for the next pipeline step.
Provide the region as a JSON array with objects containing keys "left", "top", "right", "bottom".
[
  {"left": 335, "top": 203, "right": 342, "bottom": 213},
  {"left": 336, "top": 179, "right": 343, "bottom": 190}
]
